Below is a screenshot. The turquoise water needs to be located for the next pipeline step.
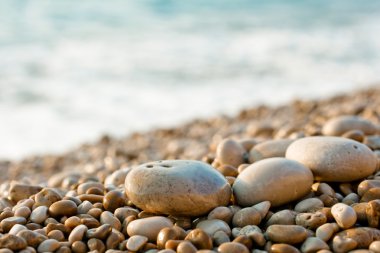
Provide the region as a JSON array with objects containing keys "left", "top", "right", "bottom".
[{"left": 0, "top": 1, "right": 380, "bottom": 159}]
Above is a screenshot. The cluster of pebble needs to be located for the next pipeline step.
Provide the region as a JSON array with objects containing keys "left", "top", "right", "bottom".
[{"left": 1, "top": 89, "right": 380, "bottom": 253}]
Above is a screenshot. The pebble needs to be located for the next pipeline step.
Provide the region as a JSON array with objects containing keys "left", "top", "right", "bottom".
[
  {"left": 366, "top": 200, "right": 380, "bottom": 228},
  {"left": 1, "top": 216, "right": 27, "bottom": 232},
  {"left": 184, "top": 228, "right": 213, "bottom": 250},
  {"left": 176, "top": 241, "right": 197, "bottom": 253},
  {"left": 301, "top": 237, "right": 329, "bottom": 253},
  {"left": 17, "top": 230, "right": 47, "bottom": 248},
  {"left": 286, "top": 136, "right": 377, "bottom": 182},
  {"left": 68, "top": 224, "right": 88, "bottom": 243},
  {"left": 369, "top": 241, "right": 380, "bottom": 253},
  {"left": 271, "top": 243, "right": 301, "bottom": 253},
  {"left": 8, "top": 182, "right": 42, "bottom": 202},
  {"left": 37, "top": 238, "right": 60, "bottom": 252},
  {"left": 233, "top": 158, "right": 313, "bottom": 207},
  {"left": 49, "top": 200, "right": 78, "bottom": 217},
  {"left": 248, "top": 139, "right": 294, "bottom": 162},
  {"left": 265, "top": 225, "right": 308, "bottom": 244},
  {"left": 218, "top": 242, "right": 250, "bottom": 253},
  {"left": 103, "top": 190, "right": 125, "bottom": 212},
  {"left": 127, "top": 235, "right": 148, "bottom": 251},
  {"left": 316, "top": 223, "right": 339, "bottom": 242},
  {"left": 127, "top": 216, "right": 173, "bottom": 241},
  {"left": 295, "top": 198, "right": 324, "bottom": 213},
  {"left": 296, "top": 212, "right": 327, "bottom": 230},
  {"left": 216, "top": 139, "right": 247, "bottom": 167},
  {"left": 100, "top": 211, "right": 121, "bottom": 230},
  {"left": 34, "top": 188, "right": 62, "bottom": 207},
  {"left": 0, "top": 234, "right": 27, "bottom": 251},
  {"left": 125, "top": 160, "right": 231, "bottom": 216},
  {"left": 266, "top": 209, "right": 297, "bottom": 226},
  {"left": 196, "top": 219, "right": 231, "bottom": 236},
  {"left": 207, "top": 206, "right": 233, "bottom": 224},
  {"left": 212, "top": 230, "right": 230, "bottom": 246},
  {"left": 331, "top": 203, "right": 357, "bottom": 229},
  {"left": 322, "top": 115, "right": 377, "bottom": 136},
  {"left": 232, "top": 207, "right": 262, "bottom": 227},
  {"left": 157, "top": 227, "right": 182, "bottom": 249},
  {"left": 30, "top": 206, "right": 49, "bottom": 224}
]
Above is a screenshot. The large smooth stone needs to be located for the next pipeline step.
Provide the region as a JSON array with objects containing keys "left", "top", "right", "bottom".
[
  {"left": 125, "top": 160, "right": 231, "bottom": 216},
  {"left": 322, "top": 115, "right": 378, "bottom": 136},
  {"left": 233, "top": 158, "right": 313, "bottom": 207},
  {"left": 286, "top": 136, "right": 377, "bottom": 182}
]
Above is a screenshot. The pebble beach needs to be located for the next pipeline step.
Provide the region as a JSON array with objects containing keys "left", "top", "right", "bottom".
[{"left": 0, "top": 87, "right": 380, "bottom": 252}]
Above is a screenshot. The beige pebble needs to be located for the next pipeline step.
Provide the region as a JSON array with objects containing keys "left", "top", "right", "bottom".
[
  {"left": 8, "top": 224, "right": 27, "bottom": 235},
  {"left": 184, "top": 228, "right": 213, "bottom": 250},
  {"left": 100, "top": 211, "right": 121, "bottom": 230},
  {"left": 361, "top": 187, "right": 380, "bottom": 202},
  {"left": 34, "top": 188, "right": 62, "bottom": 207},
  {"left": 72, "top": 240, "right": 87, "bottom": 253},
  {"left": 249, "top": 139, "right": 294, "bottom": 162},
  {"left": 14, "top": 206, "right": 31, "bottom": 219},
  {"left": 196, "top": 219, "right": 231, "bottom": 237},
  {"left": 332, "top": 235, "right": 357, "bottom": 253},
  {"left": 48, "top": 229, "right": 65, "bottom": 241},
  {"left": 301, "top": 237, "right": 329, "bottom": 253},
  {"left": 369, "top": 241, "right": 380, "bottom": 253},
  {"left": 176, "top": 241, "right": 197, "bottom": 253},
  {"left": 253, "top": 201, "right": 271, "bottom": 219},
  {"left": 77, "top": 182, "right": 104, "bottom": 195},
  {"left": 157, "top": 227, "right": 182, "bottom": 249},
  {"left": 316, "top": 223, "right": 339, "bottom": 242},
  {"left": 30, "top": 206, "right": 48, "bottom": 224},
  {"left": 218, "top": 242, "right": 249, "bottom": 253},
  {"left": 8, "top": 182, "right": 42, "bottom": 202},
  {"left": 49, "top": 200, "right": 77, "bottom": 217},
  {"left": 77, "top": 200, "right": 93, "bottom": 214},
  {"left": 334, "top": 227, "right": 380, "bottom": 249},
  {"left": 126, "top": 160, "right": 231, "bottom": 216},
  {"left": 207, "top": 206, "right": 233, "bottom": 224},
  {"left": 322, "top": 115, "right": 377, "bottom": 136},
  {"left": 1, "top": 216, "right": 27, "bottom": 232},
  {"left": 127, "top": 216, "right": 173, "bottom": 242},
  {"left": 232, "top": 207, "right": 262, "bottom": 227},
  {"left": 216, "top": 139, "right": 247, "bottom": 167},
  {"left": 296, "top": 212, "right": 327, "bottom": 230},
  {"left": 266, "top": 225, "right": 308, "bottom": 244},
  {"left": 69, "top": 224, "right": 88, "bottom": 243},
  {"left": 216, "top": 164, "right": 239, "bottom": 177},
  {"left": 37, "top": 238, "right": 60, "bottom": 252},
  {"left": 127, "top": 235, "right": 148, "bottom": 251},
  {"left": 295, "top": 198, "right": 324, "bottom": 213},
  {"left": 286, "top": 136, "right": 377, "bottom": 182},
  {"left": 331, "top": 203, "right": 357, "bottom": 229},
  {"left": 233, "top": 158, "right": 313, "bottom": 207},
  {"left": 357, "top": 180, "right": 380, "bottom": 196},
  {"left": 271, "top": 243, "right": 301, "bottom": 253},
  {"left": 104, "top": 167, "right": 131, "bottom": 187},
  {"left": 114, "top": 207, "right": 139, "bottom": 222},
  {"left": 266, "top": 209, "right": 297, "bottom": 226},
  {"left": 364, "top": 135, "right": 380, "bottom": 150}
]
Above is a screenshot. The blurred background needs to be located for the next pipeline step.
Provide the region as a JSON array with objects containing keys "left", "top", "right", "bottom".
[{"left": 1, "top": 0, "right": 380, "bottom": 159}]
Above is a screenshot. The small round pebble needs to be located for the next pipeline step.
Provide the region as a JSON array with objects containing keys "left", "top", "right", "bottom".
[
  {"left": 331, "top": 203, "right": 357, "bottom": 229},
  {"left": 127, "top": 216, "right": 173, "bottom": 242}
]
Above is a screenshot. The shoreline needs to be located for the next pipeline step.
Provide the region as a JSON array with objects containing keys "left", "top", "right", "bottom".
[{"left": 1, "top": 86, "right": 379, "bottom": 183}]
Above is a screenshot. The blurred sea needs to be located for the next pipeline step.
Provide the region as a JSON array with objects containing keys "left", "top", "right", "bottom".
[{"left": 1, "top": 0, "right": 380, "bottom": 159}]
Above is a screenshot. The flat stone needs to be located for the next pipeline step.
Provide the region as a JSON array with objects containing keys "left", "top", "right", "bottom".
[
  {"left": 8, "top": 182, "right": 42, "bottom": 202},
  {"left": 233, "top": 158, "right": 313, "bottom": 207},
  {"left": 322, "top": 115, "right": 378, "bottom": 136},
  {"left": 127, "top": 216, "right": 173, "bottom": 242},
  {"left": 249, "top": 139, "right": 294, "bottom": 162},
  {"left": 266, "top": 225, "right": 308, "bottom": 244},
  {"left": 286, "top": 136, "right": 377, "bottom": 182},
  {"left": 125, "top": 160, "right": 231, "bottom": 216}
]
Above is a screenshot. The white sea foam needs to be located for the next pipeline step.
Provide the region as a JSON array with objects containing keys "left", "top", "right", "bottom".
[{"left": 0, "top": 0, "right": 379, "bottom": 159}]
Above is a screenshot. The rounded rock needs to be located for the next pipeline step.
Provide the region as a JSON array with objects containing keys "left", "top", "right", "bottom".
[
  {"left": 37, "top": 239, "right": 60, "bottom": 253},
  {"left": 286, "top": 136, "right": 377, "bottom": 182},
  {"left": 30, "top": 206, "right": 49, "bottom": 224},
  {"left": 233, "top": 158, "right": 313, "bottom": 207},
  {"left": 196, "top": 219, "right": 231, "bottom": 237},
  {"left": 232, "top": 207, "right": 262, "bottom": 227},
  {"left": 266, "top": 225, "right": 308, "bottom": 244},
  {"left": 331, "top": 203, "right": 357, "bottom": 229},
  {"left": 125, "top": 160, "right": 231, "bottom": 216},
  {"left": 218, "top": 242, "right": 250, "bottom": 253},
  {"left": 322, "top": 115, "right": 377, "bottom": 136},
  {"left": 301, "top": 237, "right": 329, "bottom": 253},
  {"left": 127, "top": 235, "right": 148, "bottom": 252},
  {"left": 216, "top": 139, "right": 247, "bottom": 167},
  {"left": 127, "top": 216, "right": 173, "bottom": 242},
  {"left": 271, "top": 243, "right": 301, "bottom": 253},
  {"left": 49, "top": 200, "right": 77, "bottom": 217},
  {"left": 249, "top": 139, "right": 294, "bottom": 162}
]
